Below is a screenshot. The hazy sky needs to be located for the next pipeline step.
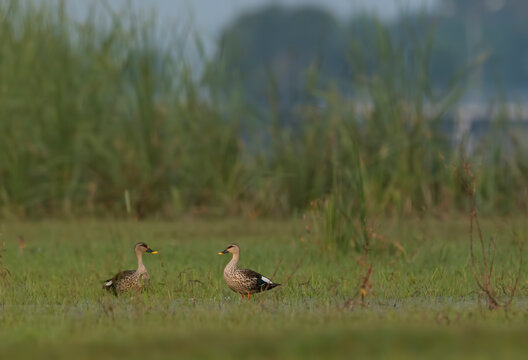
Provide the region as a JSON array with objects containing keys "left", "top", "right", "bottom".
[
  {"left": 154, "top": 0, "right": 437, "bottom": 35},
  {"left": 70, "top": 0, "right": 437, "bottom": 43}
]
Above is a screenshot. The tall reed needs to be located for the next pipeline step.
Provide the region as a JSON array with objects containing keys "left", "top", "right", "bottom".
[
  {"left": 0, "top": 2, "right": 525, "bottom": 220},
  {"left": 0, "top": 1, "right": 245, "bottom": 218}
]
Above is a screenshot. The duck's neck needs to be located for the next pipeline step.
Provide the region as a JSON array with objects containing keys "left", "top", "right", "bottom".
[
  {"left": 136, "top": 251, "right": 147, "bottom": 274},
  {"left": 225, "top": 252, "right": 239, "bottom": 273}
]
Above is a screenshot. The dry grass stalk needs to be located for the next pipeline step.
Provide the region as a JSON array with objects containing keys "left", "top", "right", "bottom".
[{"left": 455, "top": 160, "right": 522, "bottom": 310}]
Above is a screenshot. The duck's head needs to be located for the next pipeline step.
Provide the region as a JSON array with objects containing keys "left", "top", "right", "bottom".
[
  {"left": 135, "top": 242, "right": 158, "bottom": 254},
  {"left": 218, "top": 243, "right": 239, "bottom": 255}
]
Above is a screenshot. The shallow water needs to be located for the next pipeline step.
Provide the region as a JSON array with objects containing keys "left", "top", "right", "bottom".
[{"left": 4, "top": 296, "right": 528, "bottom": 314}]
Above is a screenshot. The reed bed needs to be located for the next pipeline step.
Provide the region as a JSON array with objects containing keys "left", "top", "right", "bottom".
[{"left": 0, "top": 0, "right": 526, "bottom": 223}]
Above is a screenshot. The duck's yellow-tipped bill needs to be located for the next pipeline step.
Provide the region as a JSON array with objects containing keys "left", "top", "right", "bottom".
[
  {"left": 151, "top": 251, "right": 158, "bottom": 254},
  {"left": 218, "top": 252, "right": 224, "bottom": 255}
]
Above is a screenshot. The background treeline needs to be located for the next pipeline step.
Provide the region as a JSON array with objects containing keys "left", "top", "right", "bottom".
[
  {"left": 0, "top": 0, "right": 527, "bottom": 219},
  {"left": 220, "top": 0, "right": 528, "bottom": 114}
]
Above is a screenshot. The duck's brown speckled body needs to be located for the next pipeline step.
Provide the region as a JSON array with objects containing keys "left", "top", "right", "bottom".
[
  {"left": 219, "top": 244, "right": 280, "bottom": 299},
  {"left": 103, "top": 242, "right": 157, "bottom": 296}
]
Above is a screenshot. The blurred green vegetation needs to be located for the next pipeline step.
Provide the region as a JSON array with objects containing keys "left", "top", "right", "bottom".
[{"left": 0, "top": 0, "right": 527, "bottom": 220}]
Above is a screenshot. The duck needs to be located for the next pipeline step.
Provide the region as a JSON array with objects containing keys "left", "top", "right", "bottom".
[
  {"left": 103, "top": 242, "right": 158, "bottom": 296},
  {"left": 218, "top": 243, "right": 280, "bottom": 299}
]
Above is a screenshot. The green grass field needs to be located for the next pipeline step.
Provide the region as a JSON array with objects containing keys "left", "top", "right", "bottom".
[{"left": 0, "top": 218, "right": 527, "bottom": 359}]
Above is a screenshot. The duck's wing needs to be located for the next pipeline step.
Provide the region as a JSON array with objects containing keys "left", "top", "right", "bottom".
[
  {"left": 239, "top": 269, "right": 280, "bottom": 291},
  {"left": 103, "top": 270, "right": 135, "bottom": 294}
]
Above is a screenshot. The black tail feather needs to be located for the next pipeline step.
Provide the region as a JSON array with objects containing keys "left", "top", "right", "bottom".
[
  {"left": 103, "top": 279, "right": 118, "bottom": 296},
  {"left": 263, "top": 283, "right": 280, "bottom": 291}
]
